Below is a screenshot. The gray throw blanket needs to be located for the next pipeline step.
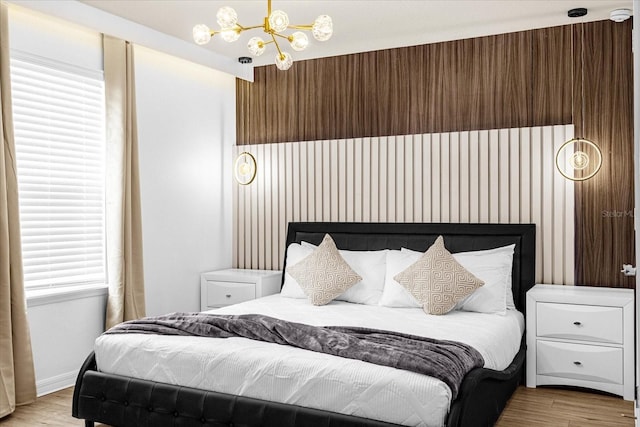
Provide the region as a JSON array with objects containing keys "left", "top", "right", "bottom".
[{"left": 106, "top": 313, "right": 484, "bottom": 399}]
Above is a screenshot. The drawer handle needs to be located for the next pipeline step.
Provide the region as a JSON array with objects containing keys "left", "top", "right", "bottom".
[
  {"left": 226, "top": 294, "right": 232, "bottom": 298},
  {"left": 573, "top": 321, "right": 582, "bottom": 326},
  {"left": 573, "top": 361, "right": 582, "bottom": 366}
]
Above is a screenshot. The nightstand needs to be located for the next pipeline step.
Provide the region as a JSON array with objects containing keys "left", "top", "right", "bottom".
[
  {"left": 526, "top": 284, "right": 634, "bottom": 400},
  {"left": 200, "top": 269, "right": 282, "bottom": 310}
]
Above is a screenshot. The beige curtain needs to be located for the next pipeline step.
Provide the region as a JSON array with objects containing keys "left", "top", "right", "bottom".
[
  {"left": 0, "top": 2, "right": 37, "bottom": 418},
  {"left": 103, "top": 35, "right": 146, "bottom": 329}
]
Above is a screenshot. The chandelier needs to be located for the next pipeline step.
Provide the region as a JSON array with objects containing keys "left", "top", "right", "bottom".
[{"left": 192, "top": 0, "right": 333, "bottom": 71}]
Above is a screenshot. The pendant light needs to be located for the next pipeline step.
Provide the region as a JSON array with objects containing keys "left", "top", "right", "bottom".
[{"left": 556, "top": 11, "right": 602, "bottom": 182}]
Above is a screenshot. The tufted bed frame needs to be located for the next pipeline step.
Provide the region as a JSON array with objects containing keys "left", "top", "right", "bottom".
[{"left": 73, "top": 222, "right": 536, "bottom": 427}]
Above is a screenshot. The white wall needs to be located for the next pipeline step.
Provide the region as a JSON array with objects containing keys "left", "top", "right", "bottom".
[
  {"left": 8, "top": 4, "right": 235, "bottom": 394},
  {"left": 135, "top": 45, "right": 235, "bottom": 316},
  {"left": 8, "top": 4, "right": 102, "bottom": 69},
  {"left": 26, "top": 290, "right": 107, "bottom": 395}
]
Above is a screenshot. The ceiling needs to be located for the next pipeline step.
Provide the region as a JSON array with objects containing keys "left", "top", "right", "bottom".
[{"left": 79, "top": 0, "right": 633, "bottom": 68}]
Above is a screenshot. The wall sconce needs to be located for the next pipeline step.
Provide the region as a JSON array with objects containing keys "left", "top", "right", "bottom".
[
  {"left": 555, "top": 137, "right": 602, "bottom": 181},
  {"left": 234, "top": 152, "right": 257, "bottom": 185}
]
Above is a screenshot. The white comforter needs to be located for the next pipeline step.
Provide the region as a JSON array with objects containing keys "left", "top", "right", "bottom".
[{"left": 94, "top": 294, "right": 524, "bottom": 427}]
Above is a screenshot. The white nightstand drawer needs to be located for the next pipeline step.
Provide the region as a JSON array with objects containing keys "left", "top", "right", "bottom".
[
  {"left": 206, "top": 281, "right": 256, "bottom": 306},
  {"left": 537, "top": 340, "right": 623, "bottom": 384},
  {"left": 536, "top": 302, "right": 623, "bottom": 344},
  {"left": 201, "top": 269, "right": 282, "bottom": 310}
]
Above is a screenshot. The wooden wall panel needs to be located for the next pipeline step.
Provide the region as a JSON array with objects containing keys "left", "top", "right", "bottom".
[
  {"left": 233, "top": 125, "right": 575, "bottom": 285},
  {"left": 531, "top": 26, "right": 572, "bottom": 126},
  {"left": 573, "top": 21, "right": 635, "bottom": 287},
  {"left": 237, "top": 31, "right": 535, "bottom": 143},
  {"left": 236, "top": 20, "right": 634, "bottom": 288}
]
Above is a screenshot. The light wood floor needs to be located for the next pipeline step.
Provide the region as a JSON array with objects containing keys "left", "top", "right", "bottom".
[
  {"left": 0, "top": 385, "right": 634, "bottom": 426},
  {"left": 496, "top": 386, "right": 634, "bottom": 427}
]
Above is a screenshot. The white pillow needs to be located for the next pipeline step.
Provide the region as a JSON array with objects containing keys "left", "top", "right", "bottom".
[
  {"left": 380, "top": 244, "right": 515, "bottom": 314},
  {"left": 280, "top": 243, "right": 316, "bottom": 299},
  {"left": 450, "top": 247, "right": 513, "bottom": 314},
  {"left": 281, "top": 241, "right": 387, "bottom": 305},
  {"left": 379, "top": 250, "right": 422, "bottom": 308},
  {"left": 452, "top": 245, "right": 516, "bottom": 310}
]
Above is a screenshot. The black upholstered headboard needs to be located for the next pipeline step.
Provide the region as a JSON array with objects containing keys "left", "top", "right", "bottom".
[{"left": 283, "top": 222, "right": 536, "bottom": 314}]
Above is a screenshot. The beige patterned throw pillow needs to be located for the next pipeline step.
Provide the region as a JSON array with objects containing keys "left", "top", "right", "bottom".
[
  {"left": 393, "top": 236, "right": 484, "bottom": 315},
  {"left": 287, "top": 234, "right": 363, "bottom": 305}
]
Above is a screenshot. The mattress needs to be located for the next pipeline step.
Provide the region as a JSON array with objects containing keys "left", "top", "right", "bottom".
[{"left": 94, "top": 294, "right": 525, "bottom": 427}]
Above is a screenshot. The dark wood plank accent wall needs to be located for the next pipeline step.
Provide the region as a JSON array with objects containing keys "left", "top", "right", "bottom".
[
  {"left": 573, "top": 21, "right": 634, "bottom": 287},
  {"left": 236, "top": 20, "right": 634, "bottom": 288}
]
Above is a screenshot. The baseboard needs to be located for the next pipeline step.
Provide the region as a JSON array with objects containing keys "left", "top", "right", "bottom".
[{"left": 36, "top": 370, "right": 78, "bottom": 396}]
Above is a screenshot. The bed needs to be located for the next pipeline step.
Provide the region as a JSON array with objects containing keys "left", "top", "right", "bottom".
[{"left": 73, "top": 222, "right": 536, "bottom": 427}]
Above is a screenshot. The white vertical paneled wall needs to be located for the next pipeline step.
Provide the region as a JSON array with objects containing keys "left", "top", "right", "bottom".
[{"left": 234, "top": 125, "right": 575, "bottom": 285}]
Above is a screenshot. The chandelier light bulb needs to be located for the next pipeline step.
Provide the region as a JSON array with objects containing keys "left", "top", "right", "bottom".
[
  {"left": 221, "top": 27, "right": 241, "bottom": 42},
  {"left": 269, "top": 10, "right": 289, "bottom": 32},
  {"left": 192, "top": 24, "right": 212, "bottom": 45},
  {"left": 569, "top": 151, "right": 589, "bottom": 170},
  {"left": 248, "top": 37, "right": 266, "bottom": 56},
  {"left": 275, "top": 52, "right": 293, "bottom": 70},
  {"left": 216, "top": 6, "right": 238, "bottom": 29},
  {"left": 312, "top": 15, "right": 333, "bottom": 41},
  {"left": 289, "top": 32, "right": 309, "bottom": 51}
]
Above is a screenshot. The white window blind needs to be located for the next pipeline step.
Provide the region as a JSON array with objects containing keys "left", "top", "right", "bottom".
[{"left": 10, "top": 52, "right": 106, "bottom": 289}]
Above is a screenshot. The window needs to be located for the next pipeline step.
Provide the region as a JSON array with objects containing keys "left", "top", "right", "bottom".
[{"left": 10, "top": 52, "right": 106, "bottom": 289}]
